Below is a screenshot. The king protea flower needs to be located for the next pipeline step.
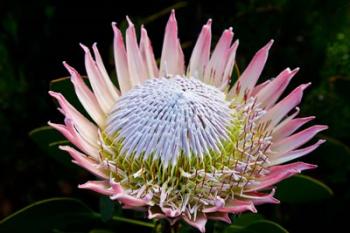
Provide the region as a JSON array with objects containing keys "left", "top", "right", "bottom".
[{"left": 48, "top": 10, "right": 327, "bottom": 232}]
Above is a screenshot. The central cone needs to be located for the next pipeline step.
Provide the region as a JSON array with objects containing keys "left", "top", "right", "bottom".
[{"left": 106, "top": 75, "right": 232, "bottom": 166}]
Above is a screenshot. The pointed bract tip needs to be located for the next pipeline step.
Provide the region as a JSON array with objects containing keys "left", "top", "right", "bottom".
[
  {"left": 111, "top": 22, "right": 120, "bottom": 34},
  {"left": 126, "top": 16, "right": 134, "bottom": 26},
  {"left": 262, "top": 39, "right": 274, "bottom": 51},
  {"left": 223, "top": 28, "right": 233, "bottom": 36},
  {"left": 169, "top": 9, "right": 176, "bottom": 21},
  {"left": 62, "top": 61, "right": 76, "bottom": 74},
  {"left": 48, "top": 121, "right": 58, "bottom": 129},
  {"left": 207, "top": 18, "right": 212, "bottom": 26},
  {"left": 318, "top": 125, "right": 329, "bottom": 130},
  {"left": 250, "top": 203, "right": 258, "bottom": 213},
  {"left": 58, "top": 145, "right": 68, "bottom": 151},
  {"left": 320, "top": 139, "right": 327, "bottom": 144},
  {"left": 47, "top": 121, "right": 58, "bottom": 128},
  {"left": 48, "top": 90, "right": 58, "bottom": 97},
  {"left": 141, "top": 26, "right": 148, "bottom": 35},
  {"left": 309, "top": 164, "right": 318, "bottom": 169},
  {"left": 290, "top": 67, "right": 300, "bottom": 75},
  {"left": 63, "top": 62, "right": 70, "bottom": 69},
  {"left": 302, "top": 82, "right": 312, "bottom": 89},
  {"left": 79, "top": 43, "right": 89, "bottom": 53}
]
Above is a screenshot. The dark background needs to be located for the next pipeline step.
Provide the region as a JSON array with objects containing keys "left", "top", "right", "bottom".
[{"left": 1, "top": 0, "right": 350, "bottom": 232}]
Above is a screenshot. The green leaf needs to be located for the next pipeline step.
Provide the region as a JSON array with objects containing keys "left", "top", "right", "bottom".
[
  {"left": 0, "top": 198, "right": 97, "bottom": 233},
  {"left": 89, "top": 229, "right": 114, "bottom": 233},
  {"left": 0, "top": 198, "right": 155, "bottom": 233},
  {"left": 29, "top": 126, "right": 74, "bottom": 169},
  {"left": 225, "top": 220, "right": 289, "bottom": 233},
  {"left": 244, "top": 220, "right": 289, "bottom": 233},
  {"left": 276, "top": 174, "right": 333, "bottom": 203},
  {"left": 233, "top": 213, "right": 264, "bottom": 226},
  {"left": 316, "top": 134, "right": 350, "bottom": 184},
  {"left": 99, "top": 196, "right": 115, "bottom": 222}
]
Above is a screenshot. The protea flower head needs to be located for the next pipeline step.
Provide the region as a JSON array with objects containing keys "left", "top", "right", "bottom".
[{"left": 49, "top": 10, "right": 327, "bottom": 232}]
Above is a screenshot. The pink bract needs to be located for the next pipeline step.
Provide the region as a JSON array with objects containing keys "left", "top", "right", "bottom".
[{"left": 49, "top": 10, "right": 327, "bottom": 232}]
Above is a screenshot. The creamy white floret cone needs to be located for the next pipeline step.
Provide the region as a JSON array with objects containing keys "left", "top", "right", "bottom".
[{"left": 48, "top": 10, "right": 327, "bottom": 232}]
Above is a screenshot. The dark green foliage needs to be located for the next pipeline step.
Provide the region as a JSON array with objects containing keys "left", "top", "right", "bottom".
[
  {"left": 276, "top": 175, "right": 333, "bottom": 203},
  {"left": 0, "top": 198, "right": 155, "bottom": 233}
]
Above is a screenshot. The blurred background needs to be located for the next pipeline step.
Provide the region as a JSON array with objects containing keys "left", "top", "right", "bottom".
[{"left": 1, "top": 0, "right": 350, "bottom": 232}]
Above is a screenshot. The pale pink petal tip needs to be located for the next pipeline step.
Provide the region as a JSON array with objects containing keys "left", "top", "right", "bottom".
[
  {"left": 293, "top": 67, "right": 300, "bottom": 73},
  {"left": 318, "top": 139, "right": 327, "bottom": 144},
  {"left": 160, "top": 8, "right": 184, "bottom": 76},
  {"left": 266, "top": 39, "right": 274, "bottom": 49},
  {"left": 207, "top": 212, "right": 231, "bottom": 224},
  {"left": 229, "top": 39, "right": 274, "bottom": 98},
  {"left": 246, "top": 162, "right": 317, "bottom": 192},
  {"left": 62, "top": 62, "right": 82, "bottom": 80},
  {"left": 184, "top": 213, "right": 207, "bottom": 233},
  {"left": 79, "top": 43, "right": 90, "bottom": 53},
  {"left": 48, "top": 90, "right": 57, "bottom": 97},
  {"left": 218, "top": 199, "right": 257, "bottom": 214},
  {"left": 273, "top": 124, "right": 328, "bottom": 154},
  {"left": 171, "top": 9, "right": 175, "bottom": 17},
  {"left": 126, "top": 15, "right": 133, "bottom": 26},
  {"left": 92, "top": 42, "right": 101, "bottom": 53},
  {"left": 244, "top": 189, "right": 280, "bottom": 205},
  {"left": 62, "top": 61, "right": 76, "bottom": 74},
  {"left": 302, "top": 82, "right": 312, "bottom": 89},
  {"left": 270, "top": 138, "right": 326, "bottom": 165},
  {"left": 78, "top": 181, "right": 113, "bottom": 196},
  {"left": 148, "top": 207, "right": 166, "bottom": 220},
  {"left": 111, "top": 22, "right": 120, "bottom": 34},
  {"left": 111, "top": 193, "right": 148, "bottom": 207},
  {"left": 207, "top": 18, "right": 212, "bottom": 25},
  {"left": 58, "top": 145, "right": 108, "bottom": 179}
]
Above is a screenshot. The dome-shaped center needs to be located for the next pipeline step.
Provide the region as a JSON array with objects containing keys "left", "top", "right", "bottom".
[{"left": 106, "top": 75, "right": 232, "bottom": 166}]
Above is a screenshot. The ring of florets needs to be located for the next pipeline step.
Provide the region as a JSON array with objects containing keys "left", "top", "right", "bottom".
[{"left": 97, "top": 75, "right": 272, "bottom": 216}]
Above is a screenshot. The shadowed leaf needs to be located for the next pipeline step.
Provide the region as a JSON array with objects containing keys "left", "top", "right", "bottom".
[
  {"left": 225, "top": 220, "right": 289, "bottom": 233},
  {"left": 29, "top": 126, "right": 74, "bottom": 169},
  {"left": 276, "top": 174, "right": 333, "bottom": 203},
  {"left": 0, "top": 198, "right": 97, "bottom": 233}
]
